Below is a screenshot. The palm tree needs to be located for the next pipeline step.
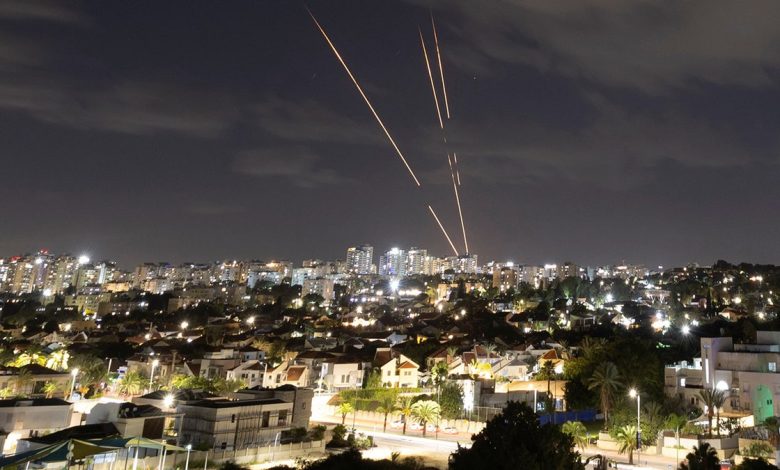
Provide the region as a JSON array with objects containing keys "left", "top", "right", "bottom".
[
  {"left": 410, "top": 400, "right": 441, "bottom": 437},
  {"left": 13, "top": 368, "right": 33, "bottom": 395},
  {"left": 587, "top": 362, "right": 621, "bottom": 427},
  {"left": 397, "top": 396, "right": 414, "bottom": 435},
  {"left": 42, "top": 381, "right": 60, "bottom": 399},
  {"left": 680, "top": 442, "right": 719, "bottom": 470},
  {"left": 337, "top": 402, "right": 354, "bottom": 426},
  {"left": 561, "top": 421, "right": 588, "bottom": 450},
  {"left": 614, "top": 424, "right": 638, "bottom": 465},
  {"left": 377, "top": 392, "right": 399, "bottom": 432},
  {"left": 665, "top": 413, "right": 689, "bottom": 465},
  {"left": 445, "top": 347, "right": 458, "bottom": 364},
  {"left": 698, "top": 389, "right": 726, "bottom": 437},
  {"left": 117, "top": 371, "right": 145, "bottom": 397}
]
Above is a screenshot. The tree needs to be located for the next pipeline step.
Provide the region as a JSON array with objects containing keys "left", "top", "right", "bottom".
[
  {"left": 338, "top": 402, "right": 354, "bottom": 426},
  {"left": 736, "top": 459, "right": 779, "bottom": 470},
  {"left": 698, "top": 389, "right": 726, "bottom": 437},
  {"left": 397, "top": 396, "right": 414, "bottom": 435},
  {"left": 614, "top": 424, "right": 638, "bottom": 465},
  {"left": 411, "top": 400, "right": 441, "bottom": 437},
  {"left": 116, "top": 371, "right": 145, "bottom": 397},
  {"left": 561, "top": 421, "right": 588, "bottom": 450},
  {"left": 438, "top": 381, "right": 464, "bottom": 419},
  {"left": 680, "top": 442, "right": 719, "bottom": 470},
  {"left": 42, "top": 381, "right": 61, "bottom": 399},
  {"left": 376, "top": 392, "right": 399, "bottom": 432},
  {"left": 13, "top": 368, "right": 33, "bottom": 395},
  {"left": 587, "top": 362, "right": 621, "bottom": 427},
  {"left": 449, "top": 401, "right": 585, "bottom": 470}
]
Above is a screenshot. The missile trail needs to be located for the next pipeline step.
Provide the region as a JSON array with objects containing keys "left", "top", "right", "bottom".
[
  {"left": 448, "top": 154, "right": 469, "bottom": 254},
  {"left": 309, "top": 9, "right": 421, "bottom": 187},
  {"left": 428, "top": 205, "right": 459, "bottom": 256},
  {"left": 430, "top": 14, "right": 450, "bottom": 119},
  {"left": 454, "top": 152, "right": 461, "bottom": 186},
  {"left": 419, "top": 29, "right": 444, "bottom": 129},
  {"left": 309, "top": 9, "right": 463, "bottom": 255}
]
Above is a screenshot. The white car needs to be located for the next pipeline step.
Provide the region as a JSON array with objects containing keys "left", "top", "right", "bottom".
[
  {"left": 426, "top": 423, "right": 438, "bottom": 433},
  {"left": 442, "top": 426, "right": 458, "bottom": 435},
  {"left": 390, "top": 420, "right": 404, "bottom": 429},
  {"left": 409, "top": 422, "right": 423, "bottom": 431}
]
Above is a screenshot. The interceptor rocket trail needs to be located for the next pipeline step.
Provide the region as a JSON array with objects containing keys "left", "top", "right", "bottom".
[
  {"left": 428, "top": 205, "right": 459, "bottom": 256},
  {"left": 419, "top": 29, "right": 444, "bottom": 129},
  {"left": 308, "top": 9, "right": 421, "bottom": 187},
  {"left": 431, "top": 14, "right": 450, "bottom": 119},
  {"left": 448, "top": 154, "right": 469, "bottom": 253},
  {"left": 310, "top": 9, "right": 461, "bottom": 256}
]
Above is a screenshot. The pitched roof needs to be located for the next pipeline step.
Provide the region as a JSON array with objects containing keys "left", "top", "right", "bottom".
[
  {"left": 285, "top": 366, "right": 306, "bottom": 382},
  {"left": 398, "top": 361, "right": 418, "bottom": 370}
]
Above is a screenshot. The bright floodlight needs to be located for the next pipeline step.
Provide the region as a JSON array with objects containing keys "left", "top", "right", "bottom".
[
  {"left": 180, "top": 321, "right": 189, "bottom": 330},
  {"left": 605, "top": 294, "right": 614, "bottom": 303},
  {"left": 716, "top": 380, "right": 729, "bottom": 392},
  {"left": 152, "top": 359, "right": 159, "bottom": 366},
  {"left": 390, "top": 279, "right": 400, "bottom": 292},
  {"left": 77, "top": 255, "right": 90, "bottom": 265},
  {"left": 72, "top": 368, "right": 79, "bottom": 377},
  {"left": 682, "top": 325, "right": 691, "bottom": 335},
  {"left": 247, "top": 316, "right": 255, "bottom": 325},
  {"left": 628, "top": 388, "right": 637, "bottom": 398},
  {"left": 163, "top": 393, "right": 175, "bottom": 408}
]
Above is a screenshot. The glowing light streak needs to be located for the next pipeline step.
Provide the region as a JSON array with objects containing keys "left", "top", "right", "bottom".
[
  {"left": 419, "top": 28, "right": 444, "bottom": 129},
  {"left": 448, "top": 154, "right": 469, "bottom": 253},
  {"left": 428, "top": 205, "right": 459, "bottom": 256},
  {"left": 309, "top": 10, "right": 421, "bottom": 186},
  {"left": 431, "top": 14, "right": 450, "bottom": 119}
]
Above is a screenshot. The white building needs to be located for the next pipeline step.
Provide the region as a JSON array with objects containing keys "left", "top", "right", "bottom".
[{"left": 665, "top": 331, "right": 780, "bottom": 424}]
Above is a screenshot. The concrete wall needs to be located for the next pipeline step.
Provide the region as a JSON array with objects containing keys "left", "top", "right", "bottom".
[{"left": 89, "top": 440, "right": 326, "bottom": 470}]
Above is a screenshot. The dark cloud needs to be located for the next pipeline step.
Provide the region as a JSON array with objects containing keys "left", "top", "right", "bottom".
[
  {"left": 231, "top": 146, "right": 349, "bottom": 188},
  {"left": 417, "top": 0, "right": 780, "bottom": 92}
]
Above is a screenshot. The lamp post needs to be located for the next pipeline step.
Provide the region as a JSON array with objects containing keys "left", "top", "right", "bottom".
[
  {"left": 629, "top": 388, "right": 641, "bottom": 464},
  {"left": 150, "top": 359, "right": 159, "bottom": 390},
  {"left": 184, "top": 445, "right": 191, "bottom": 470},
  {"left": 69, "top": 368, "right": 79, "bottom": 399}
]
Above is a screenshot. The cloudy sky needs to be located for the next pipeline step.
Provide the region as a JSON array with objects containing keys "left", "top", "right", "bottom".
[{"left": 1, "top": 0, "right": 778, "bottom": 268}]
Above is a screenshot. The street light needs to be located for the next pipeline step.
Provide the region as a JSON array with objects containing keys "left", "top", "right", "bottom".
[
  {"left": 69, "top": 368, "right": 79, "bottom": 399},
  {"left": 247, "top": 316, "right": 255, "bottom": 326},
  {"left": 184, "top": 444, "right": 192, "bottom": 470},
  {"left": 629, "top": 388, "right": 641, "bottom": 463},
  {"left": 150, "top": 359, "right": 160, "bottom": 390},
  {"left": 163, "top": 393, "right": 174, "bottom": 409},
  {"left": 180, "top": 321, "right": 189, "bottom": 330}
]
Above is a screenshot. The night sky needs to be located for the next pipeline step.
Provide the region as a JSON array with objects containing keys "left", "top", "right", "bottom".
[{"left": 2, "top": 0, "right": 779, "bottom": 268}]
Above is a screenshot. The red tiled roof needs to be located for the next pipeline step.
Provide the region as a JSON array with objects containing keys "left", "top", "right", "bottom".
[{"left": 285, "top": 366, "right": 306, "bottom": 382}]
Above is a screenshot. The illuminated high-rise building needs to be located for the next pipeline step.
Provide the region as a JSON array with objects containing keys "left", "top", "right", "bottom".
[{"left": 346, "top": 245, "right": 373, "bottom": 275}]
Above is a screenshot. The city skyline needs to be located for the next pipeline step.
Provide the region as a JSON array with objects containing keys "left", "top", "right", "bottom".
[{"left": 2, "top": 1, "right": 780, "bottom": 270}]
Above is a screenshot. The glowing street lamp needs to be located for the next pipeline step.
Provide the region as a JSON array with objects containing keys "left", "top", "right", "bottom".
[
  {"left": 180, "top": 321, "right": 189, "bottom": 330},
  {"left": 681, "top": 325, "right": 691, "bottom": 335},
  {"left": 163, "top": 393, "right": 175, "bottom": 409},
  {"left": 629, "top": 388, "right": 641, "bottom": 461},
  {"left": 69, "top": 368, "right": 79, "bottom": 399},
  {"left": 247, "top": 316, "right": 255, "bottom": 325},
  {"left": 185, "top": 444, "right": 192, "bottom": 470},
  {"left": 150, "top": 359, "right": 160, "bottom": 390}
]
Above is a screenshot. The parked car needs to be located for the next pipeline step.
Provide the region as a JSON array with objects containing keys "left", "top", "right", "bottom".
[
  {"left": 390, "top": 420, "right": 404, "bottom": 429},
  {"left": 442, "top": 426, "right": 458, "bottom": 435},
  {"left": 426, "top": 423, "right": 438, "bottom": 433},
  {"left": 409, "top": 422, "right": 423, "bottom": 430}
]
